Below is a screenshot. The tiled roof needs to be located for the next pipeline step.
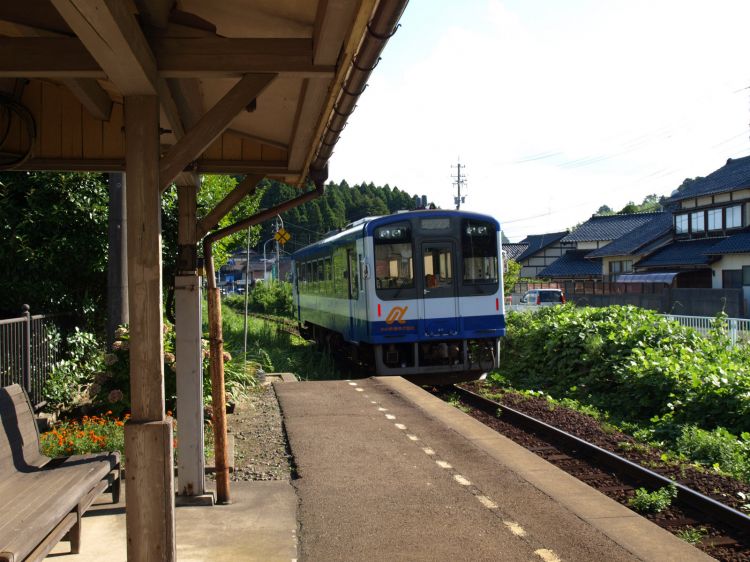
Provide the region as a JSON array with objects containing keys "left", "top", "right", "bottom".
[
  {"left": 502, "top": 243, "right": 528, "bottom": 261},
  {"left": 562, "top": 212, "right": 663, "bottom": 243},
  {"left": 537, "top": 250, "right": 602, "bottom": 278},
  {"left": 586, "top": 212, "right": 673, "bottom": 258},
  {"left": 669, "top": 155, "right": 750, "bottom": 202},
  {"left": 516, "top": 232, "right": 568, "bottom": 262},
  {"left": 705, "top": 232, "right": 750, "bottom": 255},
  {"left": 636, "top": 239, "right": 719, "bottom": 268}
]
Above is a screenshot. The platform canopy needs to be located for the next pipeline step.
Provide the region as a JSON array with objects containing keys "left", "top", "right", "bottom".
[
  {"left": 0, "top": 0, "right": 403, "bottom": 186},
  {"left": 0, "top": 2, "right": 406, "bottom": 559}
]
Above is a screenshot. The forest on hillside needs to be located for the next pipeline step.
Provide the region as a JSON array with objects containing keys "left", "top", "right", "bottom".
[{"left": 253, "top": 179, "right": 426, "bottom": 253}]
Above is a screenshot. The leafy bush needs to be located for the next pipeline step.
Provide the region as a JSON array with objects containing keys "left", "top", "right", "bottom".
[
  {"left": 224, "top": 280, "right": 293, "bottom": 317},
  {"left": 496, "top": 305, "right": 750, "bottom": 435},
  {"left": 44, "top": 328, "right": 103, "bottom": 412},
  {"left": 675, "top": 426, "right": 750, "bottom": 481},
  {"left": 628, "top": 484, "right": 677, "bottom": 513}
]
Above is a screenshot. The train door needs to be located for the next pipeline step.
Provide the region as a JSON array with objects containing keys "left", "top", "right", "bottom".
[
  {"left": 420, "top": 241, "right": 459, "bottom": 336},
  {"left": 346, "top": 248, "right": 359, "bottom": 339}
]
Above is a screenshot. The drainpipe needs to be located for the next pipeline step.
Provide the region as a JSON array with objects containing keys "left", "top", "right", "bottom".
[{"left": 203, "top": 183, "right": 324, "bottom": 504}]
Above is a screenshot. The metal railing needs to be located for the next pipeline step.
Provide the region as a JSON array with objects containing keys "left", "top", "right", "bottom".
[
  {"left": 662, "top": 314, "right": 750, "bottom": 347},
  {"left": 0, "top": 305, "right": 63, "bottom": 408}
]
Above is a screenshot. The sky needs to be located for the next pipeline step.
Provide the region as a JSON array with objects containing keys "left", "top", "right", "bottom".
[{"left": 329, "top": 0, "right": 750, "bottom": 242}]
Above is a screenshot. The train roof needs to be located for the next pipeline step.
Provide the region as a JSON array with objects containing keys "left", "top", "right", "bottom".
[{"left": 292, "top": 209, "right": 500, "bottom": 259}]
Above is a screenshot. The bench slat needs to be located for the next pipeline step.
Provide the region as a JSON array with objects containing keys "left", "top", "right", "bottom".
[{"left": 0, "top": 385, "right": 120, "bottom": 561}]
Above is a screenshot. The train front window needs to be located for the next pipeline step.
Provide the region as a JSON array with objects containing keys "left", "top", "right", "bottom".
[
  {"left": 462, "top": 219, "right": 498, "bottom": 284},
  {"left": 375, "top": 223, "right": 414, "bottom": 298}
]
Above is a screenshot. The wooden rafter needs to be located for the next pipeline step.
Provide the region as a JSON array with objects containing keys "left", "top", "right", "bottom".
[
  {"left": 61, "top": 78, "right": 112, "bottom": 121},
  {"left": 0, "top": 37, "right": 335, "bottom": 78},
  {"left": 159, "top": 73, "right": 276, "bottom": 191},
  {"left": 49, "top": 0, "right": 158, "bottom": 95}
]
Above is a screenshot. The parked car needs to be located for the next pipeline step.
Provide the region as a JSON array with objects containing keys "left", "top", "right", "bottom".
[{"left": 519, "top": 289, "right": 565, "bottom": 306}]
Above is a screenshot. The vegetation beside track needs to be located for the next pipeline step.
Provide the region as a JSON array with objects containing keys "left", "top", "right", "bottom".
[{"left": 492, "top": 305, "right": 750, "bottom": 483}]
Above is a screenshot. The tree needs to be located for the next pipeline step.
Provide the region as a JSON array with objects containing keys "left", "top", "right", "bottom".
[
  {"left": 503, "top": 259, "right": 522, "bottom": 296},
  {"left": 596, "top": 205, "right": 614, "bottom": 216},
  {"left": 0, "top": 172, "right": 109, "bottom": 327}
]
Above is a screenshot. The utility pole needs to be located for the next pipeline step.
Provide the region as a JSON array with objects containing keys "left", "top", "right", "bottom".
[{"left": 452, "top": 160, "right": 467, "bottom": 210}]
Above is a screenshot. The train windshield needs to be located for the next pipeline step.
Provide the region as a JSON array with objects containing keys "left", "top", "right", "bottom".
[
  {"left": 374, "top": 223, "right": 414, "bottom": 295},
  {"left": 462, "top": 219, "right": 499, "bottom": 284}
]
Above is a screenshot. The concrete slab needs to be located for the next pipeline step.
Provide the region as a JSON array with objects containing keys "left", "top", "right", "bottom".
[
  {"left": 46, "top": 480, "right": 297, "bottom": 562},
  {"left": 376, "top": 377, "right": 714, "bottom": 562}
]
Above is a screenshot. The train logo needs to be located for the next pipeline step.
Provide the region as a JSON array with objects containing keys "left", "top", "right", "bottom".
[{"left": 385, "top": 306, "right": 409, "bottom": 325}]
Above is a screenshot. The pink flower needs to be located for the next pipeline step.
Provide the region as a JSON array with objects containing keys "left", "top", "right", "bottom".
[
  {"left": 108, "top": 389, "right": 124, "bottom": 403},
  {"left": 222, "top": 351, "right": 232, "bottom": 362},
  {"left": 112, "top": 341, "right": 123, "bottom": 351},
  {"left": 164, "top": 352, "right": 176, "bottom": 364}
]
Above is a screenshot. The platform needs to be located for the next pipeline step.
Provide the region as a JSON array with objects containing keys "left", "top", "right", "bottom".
[{"left": 275, "top": 377, "right": 712, "bottom": 562}]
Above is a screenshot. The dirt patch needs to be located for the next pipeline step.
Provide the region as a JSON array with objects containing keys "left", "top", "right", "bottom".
[{"left": 221, "top": 383, "right": 293, "bottom": 481}]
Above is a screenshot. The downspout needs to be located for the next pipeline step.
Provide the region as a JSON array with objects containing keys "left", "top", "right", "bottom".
[{"left": 203, "top": 182, "right": 325, "bottom": 504}]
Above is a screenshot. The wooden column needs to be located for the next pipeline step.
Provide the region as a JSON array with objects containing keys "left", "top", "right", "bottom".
[
  {"left": 123, "top": 95, "right": 176, "bottom": 561},
  {"left": 175, "top": 178, "right": 211, "bottom": 503}
]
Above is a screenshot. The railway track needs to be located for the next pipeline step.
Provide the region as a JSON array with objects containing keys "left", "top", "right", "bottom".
[{"left": 448, "top": 385, "right": 750, "bottom": 560}]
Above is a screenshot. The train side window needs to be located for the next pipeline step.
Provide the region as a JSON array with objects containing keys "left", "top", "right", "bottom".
[{"left": 347, "top": 248, "right": 358, "bottom": 299}]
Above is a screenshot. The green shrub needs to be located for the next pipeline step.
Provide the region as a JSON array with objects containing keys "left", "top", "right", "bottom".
[
  {"left": 496, "top": 305, "right": 750, "bottom": 435},
  {"left": 628, "top": 484, "right": 677, "bottom": 513},
  {"left": 224, "top": 280, "right": 293, "bottom": 318},
  {"left": 675, "top": 426, "right": 750, "bottom": 481},
  {"left": 44, "top": 328, "right": 103, "bottom": 412}
]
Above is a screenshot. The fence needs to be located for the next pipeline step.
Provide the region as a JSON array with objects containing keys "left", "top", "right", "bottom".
[
  {"left": 662, "top": 314, "right": 750, "bottom": 347},
  {"left": 0, "top": 305, "right": 63, "bottom": 409}
]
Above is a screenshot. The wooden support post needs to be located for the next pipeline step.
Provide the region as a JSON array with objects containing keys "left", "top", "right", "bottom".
[
  {"left": 175, "top": 178, "right": 212, "bottom": 504},
  {"left": 123, "top": 94, "right": 176, "bottom": 561}
]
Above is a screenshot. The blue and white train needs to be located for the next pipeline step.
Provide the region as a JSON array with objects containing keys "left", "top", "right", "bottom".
[{"left": 291, "top": 209, "right": 506, "bottom": 381}]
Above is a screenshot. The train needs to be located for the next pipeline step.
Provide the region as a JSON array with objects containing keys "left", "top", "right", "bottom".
[{"left": 291, "top": 209, "right": 506, "bottom": 382}]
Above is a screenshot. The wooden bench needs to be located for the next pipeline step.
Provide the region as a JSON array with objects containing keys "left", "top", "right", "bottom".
[{"left": 0, "top": 384, "right": 120, "bottom": 562}]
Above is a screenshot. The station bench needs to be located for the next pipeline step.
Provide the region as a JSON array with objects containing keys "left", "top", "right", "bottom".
[{"left": 0, "top": 384, "right": 120, "bottom": 562}]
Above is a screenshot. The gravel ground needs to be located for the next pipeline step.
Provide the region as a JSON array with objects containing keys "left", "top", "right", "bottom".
[{"left": 224, "top": 382, "right": 293, "bottom": 481}]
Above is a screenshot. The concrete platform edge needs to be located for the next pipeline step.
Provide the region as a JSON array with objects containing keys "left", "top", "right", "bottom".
[{"left": 375, "top": 376, "right": 714, "bottom": 562}]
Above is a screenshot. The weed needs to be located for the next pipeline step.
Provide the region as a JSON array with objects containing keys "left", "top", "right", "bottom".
[
  {"left": 675, "top": 527, "right": 707, "bottom": 544},
  {"left": 628, "top": 484, "right": 677, "bottom": 513}
]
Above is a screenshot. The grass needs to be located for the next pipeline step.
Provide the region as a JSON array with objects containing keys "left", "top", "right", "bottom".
[{"left": 207, "top": 298, "right": 340, "bottom": 382}]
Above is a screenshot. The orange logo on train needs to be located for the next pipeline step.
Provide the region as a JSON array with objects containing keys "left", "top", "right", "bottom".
[{"left": 385, "top": 306, "right": 409, "bottom": 325}]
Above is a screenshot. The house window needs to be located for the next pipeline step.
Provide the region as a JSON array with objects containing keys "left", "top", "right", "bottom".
[
  {"left": 723, "top": 270, "right": 742, "bottom": 289},
  {"left": 743, "top": 266, "right": 750, "bottom": 286},
  {"left": 727, "top": 205, "right": 742, "bottom": 229},
  {"left": 675, "top": 214, "right": 688, "bottom": 234},
  {"left": 707, "top": 208, "right": 722, "bottom": 231},
  {"left": 690, "top": 211, "right": 704, "bottom": 233}
]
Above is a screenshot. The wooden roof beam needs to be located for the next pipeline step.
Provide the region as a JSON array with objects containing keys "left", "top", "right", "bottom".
[
  {"left": 61, "top": 78, "right": 112, "bottom": 121},
  {"left": 196, "top": 174, "right": 263, "bottom": 241},
  {"left": 159, "top": 73, "right": 276, "bottom": 192},
  {"left": 49, "top": 0, "right": 158, "bottom": 95},
  {"left": 0, "top": 37, "right": 334, "bottom": 78}
]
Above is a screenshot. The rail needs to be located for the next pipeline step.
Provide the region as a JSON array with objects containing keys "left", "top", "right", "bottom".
[
  {"left": 0, "top": 305, "right": 63, "bottom": 408},
  {"left": 452, "top": 385, "right": 750, "bottom": 535}
]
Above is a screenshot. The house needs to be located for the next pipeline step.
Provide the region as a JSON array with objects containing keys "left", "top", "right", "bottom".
[
  {"left": 585, "top": 212, "right": 673, "bottom": 281},
  {"left": 514, "top": 232, "right": 573, "bottom": 278},
  {"left": 538, "top": 213, "right": 662, "bottom": 281},
  {"left": 502, "top": 242, "right": 528, "bottom": 262},
  {"left": 636, "top": 155, "right": 750, "bottom": 291}
]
